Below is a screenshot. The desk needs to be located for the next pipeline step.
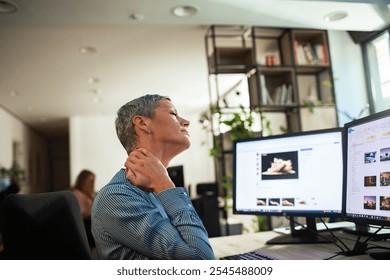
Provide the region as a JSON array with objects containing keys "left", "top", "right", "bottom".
[{"left": 209, "top": 230, "right": 389, "bottom": 260}]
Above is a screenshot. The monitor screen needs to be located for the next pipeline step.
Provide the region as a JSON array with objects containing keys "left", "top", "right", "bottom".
[
  {"left": 233, "top": 128, "right": 344, "bottom": 244},
  {"left": 344, "top": 109, "right": 390, "bottom": 228}
]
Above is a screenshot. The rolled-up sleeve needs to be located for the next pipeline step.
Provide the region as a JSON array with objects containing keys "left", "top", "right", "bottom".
[{"left": 157, "top": 188, "right": 216, "bottom": 259}]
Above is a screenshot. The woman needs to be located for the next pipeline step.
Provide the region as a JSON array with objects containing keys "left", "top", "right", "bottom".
[
  {"left": 91, "top": 94, "right": 216, "bottom": 260},
  {"left": 71, "top": 169, "right": 96, "bottom": 247}
]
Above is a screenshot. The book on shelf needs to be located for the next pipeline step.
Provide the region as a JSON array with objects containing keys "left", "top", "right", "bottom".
[
  {"left": 279, "top": 84, "right": 288, "bottom": 104},
  {"left": 286, "top": 84, "right": 293, "bottom": 104},
  {"left": 264, "top": 83, "right": 293, "bottom": 105},
  {"left": 303, "top": 44, "right": 319, "bottom": 64},
  {"left": 274, "top": 85, "right": 283, "bottom": 104},
  {"left": 294, "top": 41, "right": 327, "bottom": 65},
  {"left": 294, "top": 40, "right": 306, "bottom": 64},
  {"left": 260, "top": 75, "right": 273, "bottom": 105},
  {"left": 275, "top": 84, "right": 293, "bottom": 105},
  {"left": 313, "top": 44, "right": 327, "bottom": 64},
  {"left": 266, "top": 92, "right": 274, "bottom": 105}
]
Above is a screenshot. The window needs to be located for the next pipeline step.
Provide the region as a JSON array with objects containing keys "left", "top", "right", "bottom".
[{"left": 364, "top": 29, "right": 390, "bottom": 113}]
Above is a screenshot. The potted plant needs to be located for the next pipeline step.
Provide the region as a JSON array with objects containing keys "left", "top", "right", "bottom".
[
  {"left": 0, "top": 162, "right": 26, "bottom": 191},
  {"left": 200, "top": 104, "right": 272, "bottom": 232}
]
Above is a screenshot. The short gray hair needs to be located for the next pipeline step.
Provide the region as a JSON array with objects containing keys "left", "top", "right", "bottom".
[{"left": 115, "top": 94, "right": 170, "bottom": 154}]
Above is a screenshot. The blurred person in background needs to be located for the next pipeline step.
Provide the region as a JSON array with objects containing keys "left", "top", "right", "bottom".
[{"left": 71, "top": 169, "right": 96, "bottom": 248}]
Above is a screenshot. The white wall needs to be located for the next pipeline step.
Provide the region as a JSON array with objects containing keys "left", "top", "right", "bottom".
[
  {"left": 69, "top": 116, "right": 124, "bottom": 192},
  {"left": 69, "top": 31, "right": 370, "bottom": 196},
  {"left": 328, "top": 30, "right": 369, "bottom": 126},
  {"left": 0, "top": 108, "right": 18, "bottom": 169},
  {"left": 69, "top": 112, "right": 215, "bottom": 196}
]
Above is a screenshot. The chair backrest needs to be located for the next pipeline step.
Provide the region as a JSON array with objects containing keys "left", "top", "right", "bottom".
[
  {"left": 196, "top": 182, "right": 218, "bottom": 197},
  {"left": 0, "top": 190, "right": 91, "bottom": 260}
]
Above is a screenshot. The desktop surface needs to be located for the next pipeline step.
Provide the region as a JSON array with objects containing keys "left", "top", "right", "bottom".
[{"left": 209, "top": 226, "right": 388, "bottom": 260}]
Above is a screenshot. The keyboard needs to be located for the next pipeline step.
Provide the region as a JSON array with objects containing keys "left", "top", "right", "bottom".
[{"left": 220, "top": 251, "right": 277, "bottom": 260}]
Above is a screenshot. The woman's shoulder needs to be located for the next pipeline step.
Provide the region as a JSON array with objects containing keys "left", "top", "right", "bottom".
[
  {"left": 95, "top": 169, "right": 147, "bottom": 199},
  {"left": 71, "top": 187, "right": 90, "bottom": 201},
  {"left": 70, "top": 187, "right": 83, "bottom": 197}
]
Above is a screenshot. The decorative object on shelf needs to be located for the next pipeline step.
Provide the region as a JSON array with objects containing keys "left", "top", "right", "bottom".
[
  {"left": 339, "top": 104, "right": 370, "bottom": 121},
  {"left": 303, "top": 98, "right": 322, "bottom": 113}
]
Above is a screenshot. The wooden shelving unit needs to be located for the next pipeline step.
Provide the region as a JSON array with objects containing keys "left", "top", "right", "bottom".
[{"left": 204, "top": 25, "right": 339, "bottom": 234}]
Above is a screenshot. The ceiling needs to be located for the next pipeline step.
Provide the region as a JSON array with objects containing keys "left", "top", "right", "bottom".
[{"left": 0, "top": 0, "right": 389, "bottom": 141}]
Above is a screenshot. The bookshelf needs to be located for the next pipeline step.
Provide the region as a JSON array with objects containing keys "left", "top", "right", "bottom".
[{"left": 204, "top": 25, "right": 339, "bottom": 233}]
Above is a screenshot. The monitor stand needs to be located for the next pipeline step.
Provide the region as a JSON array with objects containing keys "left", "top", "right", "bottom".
[
  {"left": 267, "top": 216, "right": 335, "bottom": 244},
  {"left": 343, "top": 223, "right": 371, "bottom": 235},
  {"left": 342, "top": 223, "right": 390, "bottom": 258},
  {"left": 343, "top": 223, "right": 390, "bottom": 240},
  {"left": 369, "top": 251, "right": 390, "bottom": 260}
]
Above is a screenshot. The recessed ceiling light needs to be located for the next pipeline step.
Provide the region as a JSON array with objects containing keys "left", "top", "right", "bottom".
[
  {"left": 8, "top": 90, "right": 18, "bottom": 97},
  {"left": 324, "top": 11, "right": 348, "bottom": 22},
  {"left": 172, "top": 5, "right": 199, "bottom": 17},
  {"left": 130, "top": 13, "right": 145, "bottom": 21},
  {"left": 79, "top": 46, "right": 97, "bottom": 54},
  {"left": 92, "top": 96, "right": 102, "bottom": 103},
  {"left": 88, "top": 77, "right": 100, "bottom": 84},
  {"left": 0, "top": 1, "right": 18, "bottom": 13},
  {"left": 91, "top": 88, "right": 103, "bottom": 94}
]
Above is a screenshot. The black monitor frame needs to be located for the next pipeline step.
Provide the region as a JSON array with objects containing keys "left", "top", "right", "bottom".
[
  {"left": 232, "top": 127, "right": 344, "bottom": 244},
  {"left": 342, "top": 108, "right": 390, "bottom": 229},
  {"left": 342, "top": 109, "right": 390, "bottom": 259}
]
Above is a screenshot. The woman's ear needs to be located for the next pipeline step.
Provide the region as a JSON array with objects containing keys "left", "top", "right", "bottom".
[{"left": 132, "top": 115, "right": 151, "bottom": 134}]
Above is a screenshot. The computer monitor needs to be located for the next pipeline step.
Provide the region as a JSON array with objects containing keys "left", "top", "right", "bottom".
[
  {"left": 343, "top": 109, "right": 390, "bottom": 258},
  {"left": 233, "top": 128, "right": 344, "bottom": 244},
  {"left": 167, "top": 165, "right": 185, "bottom": 188}
]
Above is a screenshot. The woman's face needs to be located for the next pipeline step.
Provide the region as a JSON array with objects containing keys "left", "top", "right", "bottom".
[{"left": 148, "top": 99, "right": 191, "bottom": 152}]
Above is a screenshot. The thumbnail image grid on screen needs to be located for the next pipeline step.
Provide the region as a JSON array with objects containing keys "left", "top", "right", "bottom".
[
  {"left": 344, "top": 109, "right": 390, "bottom": 226},
  {"left": 233, "top": 128, "right": 344, "bottom": 244}
]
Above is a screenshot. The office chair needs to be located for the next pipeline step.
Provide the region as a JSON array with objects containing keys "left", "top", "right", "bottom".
[
  {"left": 196, "top": 183, "right": 218, "bottom": 197},
  {"left": 0, "top": 190, "right": 91, "bottom": 260}
]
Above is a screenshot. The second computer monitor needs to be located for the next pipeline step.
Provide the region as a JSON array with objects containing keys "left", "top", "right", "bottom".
[
  {"left": 344, "top": 109, "right": 390, "bottom": 228},
  {"left": 233, "top": 128, "right": 344, "bottom": 243}
]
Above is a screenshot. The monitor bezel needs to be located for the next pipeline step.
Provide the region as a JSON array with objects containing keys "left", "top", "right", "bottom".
[
  {"left": 342, "top": 108, "right": 390, "bottom": 227},
  {"left": 232, "top": 127, "right": 345, "bottom": 218}
]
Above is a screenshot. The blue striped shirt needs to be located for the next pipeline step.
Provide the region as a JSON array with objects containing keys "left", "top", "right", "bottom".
[{"left": 91, "top": 169, "right": 216, "bottom": 260}]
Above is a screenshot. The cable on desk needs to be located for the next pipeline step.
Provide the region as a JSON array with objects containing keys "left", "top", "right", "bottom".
[
  {"left": 323, "top": 251, "right": 349, "bottom": 260},
  {"left": 338, "top": 225, "right": 390, "bottom": 257},
  {"left": 292, "top": 218, "right": 348, "bottom": 254},
  {"left": 318, "top": 217, "right": 350, "bottom": 254},
  {"left": 352, "top": 226, "right": 384, "bottom": 255},
  {"left": 359, "top": 226, "right": 390, "bottom": 255}
]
